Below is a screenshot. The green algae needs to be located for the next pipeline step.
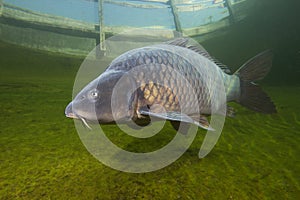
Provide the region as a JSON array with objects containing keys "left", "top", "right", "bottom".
[
  {"left": 0, "top": 41, "right": 299, "bottom": 200},
  {"left": 1, "top": 2, "right": 300, "bottom": 196}
]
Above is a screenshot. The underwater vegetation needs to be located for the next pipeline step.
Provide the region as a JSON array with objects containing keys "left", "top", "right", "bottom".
[{"left": 1, "top": 1, "right": 300, "bottom": 199}]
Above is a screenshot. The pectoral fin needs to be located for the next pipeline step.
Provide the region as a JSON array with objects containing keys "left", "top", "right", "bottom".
[{"left": 139, "top": 109, "right": 214, "bottom": 131}]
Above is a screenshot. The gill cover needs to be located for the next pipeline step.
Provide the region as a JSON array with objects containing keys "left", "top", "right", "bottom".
[{"left": 110, "top": 72, "right": 138, "bottom": 122}]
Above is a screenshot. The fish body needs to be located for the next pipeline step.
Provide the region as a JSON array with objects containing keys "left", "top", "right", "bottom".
[{"left": 65, "top": 38, "right": 276, "bottom": 130}]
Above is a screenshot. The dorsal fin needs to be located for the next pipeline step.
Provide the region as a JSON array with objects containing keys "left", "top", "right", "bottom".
[
  {"left": 165, "top": 38, "right": 232, "bottom": 74},
  {"left": 165, "top": 37, "right": 208, "bottom": 54},
  {"left": 165, "top": 37, "right": 189, "bottom": 47}
]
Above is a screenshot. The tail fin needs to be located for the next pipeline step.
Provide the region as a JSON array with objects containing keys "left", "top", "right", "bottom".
[{"left": 235, "top": 50, "right": 277, "bottom": 114}]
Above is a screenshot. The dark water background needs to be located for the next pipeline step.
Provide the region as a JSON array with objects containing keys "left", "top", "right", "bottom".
[
  {"left": 202, "top": 0, "right": 300, "bottom": 86},
  {"left": 0, "top": 0, "right": 300, "bottom": 199}
]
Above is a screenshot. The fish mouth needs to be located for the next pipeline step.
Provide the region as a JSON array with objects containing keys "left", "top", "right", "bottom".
[
  {"left": 65, "top": 112, "right": 79, "bottom": 119},
  {"left": 65, "top": 102, "right": 92, "bottom": 130}
]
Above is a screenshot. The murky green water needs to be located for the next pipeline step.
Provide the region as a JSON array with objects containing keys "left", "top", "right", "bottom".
[{"left": 1, "top": 1, "right": 300, "bottom": 199}]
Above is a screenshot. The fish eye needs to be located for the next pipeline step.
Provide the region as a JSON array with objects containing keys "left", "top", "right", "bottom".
[
  {"left": 88, "top": 89, "right": 99, "bottom": 100},
  {"left": 91, "top": 91, "right": 98, "bottom": 97}
]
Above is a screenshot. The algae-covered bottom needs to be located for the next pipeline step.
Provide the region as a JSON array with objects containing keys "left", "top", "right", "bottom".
[{"left": 0, "top": 39, "right": 299, "bottom": 200}]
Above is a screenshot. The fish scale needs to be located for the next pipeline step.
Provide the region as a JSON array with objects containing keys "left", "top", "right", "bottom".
[
  {"left": 66, "top": 38, "right": 276, "bottom": 131},
  {"left": 114, "top": 49, "right": 215, "bottom": 115}
]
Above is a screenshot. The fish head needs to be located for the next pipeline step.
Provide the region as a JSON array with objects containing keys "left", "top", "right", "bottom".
[{"left": 65, "top": 70, "right": 137, "bottom": 125}]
